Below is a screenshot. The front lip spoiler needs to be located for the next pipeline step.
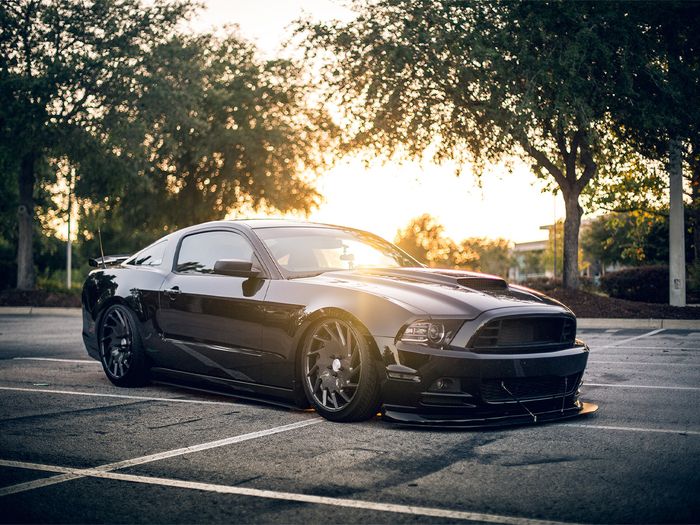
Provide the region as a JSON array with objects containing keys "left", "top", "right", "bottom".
[{"left": 382, "top": 401, "right": 599, "bottom": 429}]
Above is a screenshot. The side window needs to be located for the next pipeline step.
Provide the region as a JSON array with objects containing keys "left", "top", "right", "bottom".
[
  {"left": 130, "top": 240, "right": 167, "bottom": 267},
  {"left": 176, "top": 231, "right": 254, "bottom": 274}
]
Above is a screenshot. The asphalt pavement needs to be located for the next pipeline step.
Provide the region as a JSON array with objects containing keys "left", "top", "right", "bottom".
[{"left": 0, "top": 312, "right": 698, "bottom": 524}]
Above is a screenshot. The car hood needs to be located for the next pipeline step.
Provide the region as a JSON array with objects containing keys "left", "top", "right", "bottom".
[{"left": 299, "top": 267, "right": 569, "bottom": 319}]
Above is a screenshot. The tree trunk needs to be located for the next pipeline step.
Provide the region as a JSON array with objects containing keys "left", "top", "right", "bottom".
[
  {"left": 16, "top": 153, "right": 36, "bottom": 290},
  {"left": 562, "top": 190, "right": 582, "bottom": 290}
]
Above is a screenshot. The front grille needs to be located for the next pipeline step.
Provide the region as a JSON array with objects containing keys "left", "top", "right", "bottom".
[
  {"left": 469, "top": 315, "right": 576, "bottom": 353},
  {"left": 480, "top": 373, "right": 581, "bottom": 403}
]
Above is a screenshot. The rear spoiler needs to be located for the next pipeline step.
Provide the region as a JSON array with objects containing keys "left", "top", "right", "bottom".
[{"left": 89, "top": 254, "right": 131, "bottom": 268}]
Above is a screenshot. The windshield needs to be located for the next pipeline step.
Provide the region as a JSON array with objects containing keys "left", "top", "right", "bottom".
[{"left": 255, "top": 226, "right": 420, "bottom": 278}]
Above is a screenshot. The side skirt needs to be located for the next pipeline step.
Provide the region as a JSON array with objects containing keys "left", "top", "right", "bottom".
[{"left": 149, "top": 367, "right": 298, "bottom": 409}]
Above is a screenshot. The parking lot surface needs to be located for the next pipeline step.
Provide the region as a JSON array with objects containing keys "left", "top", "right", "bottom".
[{"left": 0, "top": 313, "right": 698, "bottom": 524}]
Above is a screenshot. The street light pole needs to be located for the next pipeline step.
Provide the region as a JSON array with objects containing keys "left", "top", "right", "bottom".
[
  {"left": 669, "top": 138, "right": 685, "bottom": 306},
  {"left": 66, "top": 167, "right": 74, "bottom": 290}
]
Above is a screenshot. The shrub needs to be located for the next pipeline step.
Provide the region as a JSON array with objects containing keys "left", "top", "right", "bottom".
[
  {"left": 0, "top": 259, "right": 16, "bottom": 290},
  {"left": 600, "top": 266, "right": 668, "bottom": 303},
  {"left": 687, "top": 261, "right": 700, "bottom": 304},
  {"left": 520, "top": 277, "right": 561, "bottom": 292},
  {"left": 520, "top": 276, "right": 597, "bottom": 293}
]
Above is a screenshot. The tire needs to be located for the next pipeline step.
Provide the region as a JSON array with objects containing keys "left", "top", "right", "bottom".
[
  {"left": 98, "top": 304, "right": 149, "bottom": 387},
  {"left": 300, "top": 317, "right": 381, "bottom": 422}
]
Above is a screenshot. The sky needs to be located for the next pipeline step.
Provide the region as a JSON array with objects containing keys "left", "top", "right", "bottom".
[{"left": 190, "top": 0, "right": 565, "bottom": 244}]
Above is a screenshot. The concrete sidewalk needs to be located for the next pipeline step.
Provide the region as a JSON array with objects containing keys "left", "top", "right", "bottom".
[
  {"left": 0, "top": 306, "right": 81, "bottom": 316},
  {"left": 1, "top": 306, "right": 700, "bottom": 329}
]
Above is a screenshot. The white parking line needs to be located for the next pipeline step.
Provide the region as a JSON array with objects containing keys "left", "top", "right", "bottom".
[
  {"left": 585, "top": 382, "right": 700, "bottom": 391},
  {"left": 0, "top": 418, "right": 322, "bottom": 497},
  {"left": 0, "top": 459, "right": 581, "bottom": 525},
  {"left": 563, "top": 424, "right": 700, "bottom": 436},
  {"left": 588, "top": 360, "right": 700, "bottom": 367},
  {"left": 593, "top": 346, "right": 700, "bottom": 351},
  {"left": 11, "top": 357, "right": 98, "bottom": 364},
  {"left": 0, "top": 386, "right": 238, "bottom": 406},
  {"left": 599, "top": 328, "right": 665, "bottom": 348}
]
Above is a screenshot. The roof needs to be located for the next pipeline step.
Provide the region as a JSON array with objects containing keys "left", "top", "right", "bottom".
[
  {"left": 513, "top": 240, "right": 547, "bottom": 252},
  {"left": 179, "top": 218, "right": 345, "bottom": 232},
  {"left": 232, "top": 218, "right": 332, "bottom": 229}
]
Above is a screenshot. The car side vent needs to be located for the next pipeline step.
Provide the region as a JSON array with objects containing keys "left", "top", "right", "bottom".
[
  {"left": 457, "top": 277, "right": 508, "bottom": 292},
  {"left": 469, "top": 316, "right": 576, "bottom": 353}
]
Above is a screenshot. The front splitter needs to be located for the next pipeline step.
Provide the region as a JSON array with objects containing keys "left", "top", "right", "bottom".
[{"left": 382, "top": 401, "right": 599, "bottom": 429}]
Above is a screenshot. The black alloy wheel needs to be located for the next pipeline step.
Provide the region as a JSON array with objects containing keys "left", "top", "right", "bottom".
[
  {"left": 302, "top": 317, "right": 381, "bottom": 422},
  {"left": 98, "top": 304, "right": 148, "bottom": 387}
]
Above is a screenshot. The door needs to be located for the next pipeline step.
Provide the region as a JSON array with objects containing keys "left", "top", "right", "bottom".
[{"left": 156, "top": 229, "right": 270, "bottom": 383}]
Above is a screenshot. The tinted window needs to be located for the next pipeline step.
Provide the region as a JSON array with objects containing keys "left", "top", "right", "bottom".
[
  {"left": 130, "top": 240, "right": 167, "bottom": 267},
  {"left": 176, "top": 231, "right": 254, "bottom": 274}
]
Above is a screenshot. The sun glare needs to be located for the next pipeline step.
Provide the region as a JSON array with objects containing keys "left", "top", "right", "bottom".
[
  {"left": 200, "top": 0, "right": 563, "bottom": 246},
  {"left": 270, "top": 155, "right": 564, "bottom": 244}
]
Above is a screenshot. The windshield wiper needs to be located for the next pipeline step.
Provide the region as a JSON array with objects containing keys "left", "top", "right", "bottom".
[
  {"left": 287, "top": 268, "right": 349, "bottom": 279},
  {"left": 287, "top": 270, "right": 329, "bottom": 279}
]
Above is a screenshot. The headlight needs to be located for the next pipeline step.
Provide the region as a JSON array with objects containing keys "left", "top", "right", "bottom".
[{"left": 399, "top": 320, "right": 462, "bottom": 347}]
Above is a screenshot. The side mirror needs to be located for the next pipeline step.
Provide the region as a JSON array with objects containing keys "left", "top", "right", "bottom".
[{"left": 213, "top": 259, "right": 261, "bottom": 278}]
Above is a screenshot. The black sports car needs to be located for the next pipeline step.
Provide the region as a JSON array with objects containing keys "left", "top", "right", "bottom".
[{"left": 81, "top": 219, "right": 597, "bottom": 426}]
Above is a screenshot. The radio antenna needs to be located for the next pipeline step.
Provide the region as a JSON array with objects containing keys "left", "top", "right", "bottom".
[{"left": 97, "top": 227, "right": 107, "bottom": 269}]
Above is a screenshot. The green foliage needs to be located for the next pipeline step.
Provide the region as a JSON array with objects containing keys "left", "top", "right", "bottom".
[
  {"left": 600, "top": 266, "right": 669, "bottom": 303},
  {"left": 521, "top": 276, "right": 597, "bottom": 294},
  {"left": 460, "top": 238, "right": 511, "bottom": 278},
  {"left": 0, "top": 237, "right": 16, "bottom": 290},
  {"left": 394, "top": 214, "right": 467, "bottom": 267},
  {"left": 0, "top": 0, "right": 336, "bottom": 286},
  {"left": 394, "top": 214, "right": 511, "bottom": 276},
  {"left": 582, "top": 2, "right": 700, "bottom": 240},
  {"left": 0, "top": 0, "right": 194, "bottom": 179},
  {"left": 519, "top": 250, "right": 545, "bottom": 278},
  {"left": 298, "top": 0, "right": 657, "bottom": 289},
  {"left": 0, "top": 0, "right": 196, "bottom": 287},
  {"left": 580, "top": 136, "right": 668, "bottom": 215},
  {"left": 605, "top": 2, "right": 700, "bottom": 163},
  {"left": 109, "top": 33, "right": 337, "bottom": 235},
  {"left": 687, "top": 261, "right": 700, "bottom": 303},
  {"left": 581, "top": 212, "right": 672, "bottom": 268}
]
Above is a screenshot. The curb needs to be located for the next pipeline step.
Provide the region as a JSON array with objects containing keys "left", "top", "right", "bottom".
[
  {"left": 0, "top": 307, "right": 81, "bottom": 316},
  {"left": 577, "top": 318, "right": 700, "bottom": 329}
]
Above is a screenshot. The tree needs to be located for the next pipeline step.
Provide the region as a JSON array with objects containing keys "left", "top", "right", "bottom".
[
  {"left": 394, "top": 214, "right": 511, "bottom": 274},
  {"left": 0, "top": 1, "right": 337, "bottom": 288},
  {"left": 394, "top": 214, "right": 475, "bottom": 267},
  {"left": 0, "top": 0, "right": 192, "bottom": 289},
  {"left": 69, "top": 32, "right": 337, "bottom": 257},
  {"left": 106, "top": 33, "right": 336, "bottom": 235},
  {"left": 581, "top": 213, "right": 668, "bottom": 269},
  {"left": 596, "top": 2, "right": 699, "bottom": 304},
  {"left": 300, "top": 1, "right": 652, "bottom": 289},
  {"left": 459, "top": 238, "right": 511, "bottom": 277}
]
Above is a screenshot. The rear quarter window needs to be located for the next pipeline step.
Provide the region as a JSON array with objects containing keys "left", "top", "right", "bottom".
[{"left": 128, "top": 240, "right": 168, "bottom": 267}]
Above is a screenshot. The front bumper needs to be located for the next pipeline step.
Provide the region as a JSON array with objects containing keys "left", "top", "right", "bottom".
[{"left": 377, "top": 337, "right": 597, "bottom": 428}]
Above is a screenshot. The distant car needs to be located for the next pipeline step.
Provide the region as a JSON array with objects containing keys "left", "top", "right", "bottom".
[{"left": 81, "top": 219, "right": 597, "bottom": 426}]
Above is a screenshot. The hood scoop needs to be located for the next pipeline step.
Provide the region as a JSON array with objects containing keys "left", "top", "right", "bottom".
[
  {"left": 358, "top": 268, "right": 509, "bottom": 292},
  {"left": 455, "top": 276, "right": 508, "bottom": 292}
]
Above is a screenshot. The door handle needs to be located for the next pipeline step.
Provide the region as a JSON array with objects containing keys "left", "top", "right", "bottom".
[{"left": 164, "top": 286, "right": 181, "bottom": 300}]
